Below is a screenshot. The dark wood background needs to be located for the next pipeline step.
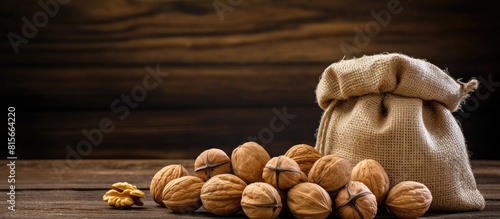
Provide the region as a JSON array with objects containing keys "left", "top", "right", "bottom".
[{"left": 1, "top": 0, "right": 499, "bottom": 159}]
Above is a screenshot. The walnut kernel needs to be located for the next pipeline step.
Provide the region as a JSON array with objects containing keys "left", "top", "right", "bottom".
[{"left": 102, "top": 182, "right": 145, "bottom": 209}]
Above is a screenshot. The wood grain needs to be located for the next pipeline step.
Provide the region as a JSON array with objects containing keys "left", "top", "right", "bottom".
[
  {"left": 14, "top": 107, "right": 322, "bottom": 159},
  {"left": 0, "top": 0, "right": 498, "bottom": 65},
  {"left": 12, "top": 106, "right": 498, "bottom": 160},
  {"left": 1, "top": 0, "right": 499, "bottom": 160},
  {"left": 1, "top": 63, "right": 497, "bottom": 110},
  {"left": 0, "top": 65, "right": 322, "bottom": 109}
]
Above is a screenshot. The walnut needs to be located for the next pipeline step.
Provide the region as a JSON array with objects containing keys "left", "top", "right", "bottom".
[
  {"left": 200, "top": 173, "right": 247, "bottom": 216},
  {"left": 335, "top": 181, "right": 377, "bottom": 219},
  {"left": 241, "top": 182, "right": 282, "bottom": 219},
  {"left": 351, "top": 159, "right": 390, "bottom": 206},
  {"left": 385, "top": 181, "right": 432, "bottom": 219},
  {"left": 102, "top": 182, "right": 145, "bottom": 209},
  {"left": 262, "top": 156, "right": 302, "bottom": 190},
  {"left": 299, "top": 171, "right": 309, "bottom": 183},
  {"left": 284, "top": 144, "right": 322, "bottom": 176},
  {"left": 161, "top": 175, "right": 204, "bottom": 213},
  {"left": 150, "top": 164, "right": 190, "bottom": 206},
  {"left": 194, "top": 148, "right": 232, "bottom": 181},
  {"left": 231, "top": 141, "right": 271, "bottom": 184},
  {"left": 308, "top": 154, "right": 352, "bottom": 193},
  {"left": 287, "top": 182, "right": 332, "bottom": 219}
]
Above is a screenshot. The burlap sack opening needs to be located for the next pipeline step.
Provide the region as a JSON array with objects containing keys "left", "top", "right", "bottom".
[{"left": 314, "top": 53, "right": 485, "bottom": 211}]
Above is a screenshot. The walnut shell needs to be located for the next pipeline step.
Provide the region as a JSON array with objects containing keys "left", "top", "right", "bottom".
[
  {"left": 299, "top": 171, "right": 309, "bottom": 183},
  {"left": 284, "top": 144, "right": 322, "bottom": 176},
  {"left": 241, "top": 182, "right": 282, "bottom": 219},
  {"left": 385, "top": 181, "right": 433, "bottom": 219},
  {"left": 194, "top": 148, "right": 232, "bottom": 181},
  {"left": 308, "top": 154, "right": 352, "bottom": 193},
  {"left": 161, "top": 176, "right": 204, "bottom": 213},
  {"left": 335, "top": 181, "right": 377, "bottom": 219},
  {"left": 287, "top": 182, "right": 332, "bottom": 219},
  {"left": 231, "top": 141, "right": 271, "bottom": 184},
  {"left": 200, "top": 173, "right": 247, "bottom": 216},
  {"left": 262, "top": 156, "right": 302, "bottom": 190},
  {"left": 351, "top": 159, "right": 390, "bottom": 206},
  {"left": 149, "top": 164, "right": 190, "bottom": 206}
]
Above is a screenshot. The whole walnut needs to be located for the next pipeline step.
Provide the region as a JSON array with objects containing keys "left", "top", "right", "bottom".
[
  {"left": 299, "top": 171, "right": 309, "bottom": 183},
  {"left": 161, "top": 176, "right": 204, "bottom": 213},
  {"left": 385, "top": 181, "right": 432, "bottom": 219},
  {"left": 284, "top": 144, "right": 322, "bottom": 176},
  {"left": 241, "top": 182, "right": 282, "bottom": 219},
  {"left": 335, "top": 181, "right": 377, "bottom": 219},
  {"left": 149, "top": 164, "right": 190, "bottom": 206},
  {"left": 308, "top": 154, "right": 352, "bottom": 193},
  {"left": 287, "top": 182, "right": 332, "bottom": 219},
  {"left": 200, "top": 173, "right": 247, "bottom": 216},
  {"left": 262, "top": 156, "right": 302, "bottom": 190},
  {"left": 351, "top": 159, "right": 390, "bottom": 206},
  {"left": 194, "top": 148, "right": 232, "bottom": 181},
  {"left": 231, "top": 141, "right": 271, "bottom": 184}
]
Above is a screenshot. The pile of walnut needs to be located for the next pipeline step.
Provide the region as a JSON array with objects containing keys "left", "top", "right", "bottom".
[{"left": 150, "top": 142, "right": 433, "bottom": 219}]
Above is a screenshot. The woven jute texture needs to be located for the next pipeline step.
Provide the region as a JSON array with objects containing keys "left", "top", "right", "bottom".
[{"left": 315, "top": 53, "right": 485, "bottom": 211}]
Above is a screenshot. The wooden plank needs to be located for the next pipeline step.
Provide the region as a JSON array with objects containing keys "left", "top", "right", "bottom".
[
  {"left": 13, "top": 107, "right": 322, "bottom": 159},
  {"left": 0, "top": 190, "right": 248, "bottom": 219},
  {"left": 472, "top": 160, "right": 500, "bottom": 185},
  {"left": 0, "top": 0, "right": 498, "bottom": 64},
  {"left": 11, "top": 106, "right": 500, "bottom": 160},
  {"left": 1, "top": 190, "right": 499, "bottom": 219},
  {"left": 458, "top": 111, "right": 500, "bottom": 161},
  {"left": 2, "top": 0, "right": 498, "bottom": 162},
  {"left": 0, "top": 159, "right": 193, "bottom": 190},
  {"left": 477, "top": 184, "right": 500, "bottom": 200},
  {"left": 1, "top": 61, "right": 496, "bottom": 110},
  {"left": 0, "top": 160, "right": 499, "bottom": 218},
  {"left": 0, "top": 65, "right": 323, "bottom": 109}
]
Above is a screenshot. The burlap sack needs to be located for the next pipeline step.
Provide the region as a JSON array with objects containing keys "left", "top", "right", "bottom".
[{"left": 314, "top": 53, "right": 485, "bottom": 211}]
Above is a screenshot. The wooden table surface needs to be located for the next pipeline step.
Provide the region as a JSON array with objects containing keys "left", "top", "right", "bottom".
[{"left": 1, "top": 159, "right": 499, "bottom": 218}]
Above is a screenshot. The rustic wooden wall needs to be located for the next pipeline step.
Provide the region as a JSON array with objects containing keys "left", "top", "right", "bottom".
[{"left": 1, "top": 0, "right": 499, "bottom": 159}]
